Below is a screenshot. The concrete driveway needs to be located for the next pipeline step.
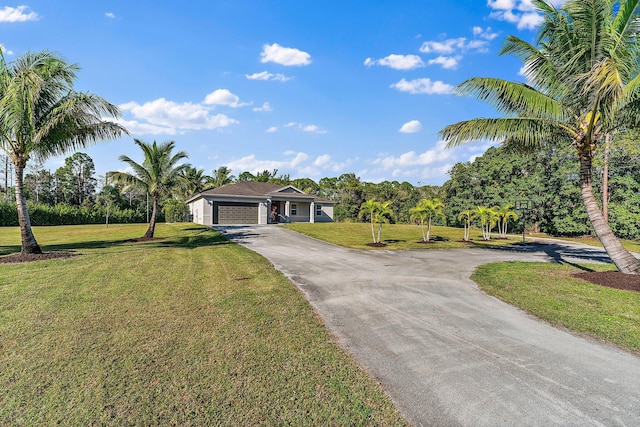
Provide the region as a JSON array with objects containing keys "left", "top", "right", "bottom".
[{"left": 215, "top": 225, "right": 640, "bottom": 427}]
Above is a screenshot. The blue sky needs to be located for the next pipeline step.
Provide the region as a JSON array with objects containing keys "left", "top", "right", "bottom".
[{"left": 1, "top": 0, "right": 564, "bottom": 185}]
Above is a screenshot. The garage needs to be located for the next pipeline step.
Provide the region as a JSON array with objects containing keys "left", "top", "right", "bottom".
[{"left": 215, "top": 202, "right": 259, "bottom": 224}]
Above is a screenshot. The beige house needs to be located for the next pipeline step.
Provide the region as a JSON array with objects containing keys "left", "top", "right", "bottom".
[{"left": 186, "top": 181, "right": 334, "bottom": 225}]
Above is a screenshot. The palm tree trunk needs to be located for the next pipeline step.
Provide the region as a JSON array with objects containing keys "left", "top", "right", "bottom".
[
  {"left": 580, "top": 154, "right": 640, "bottom": 273},
  {"left": 602, "top": 134, "right": 610, "bottom": 223},
  {"left": 426, "top": 218, "right": 431, "bottom": 242},
  {"left": 14, "top": 163, "right": 42, "bottom": 254},
  {"left": 370, "top": 219, "right": 376, "bottom": 243},
  {"left": 143, "top": 194, "right": 159, "bottom": 238}
]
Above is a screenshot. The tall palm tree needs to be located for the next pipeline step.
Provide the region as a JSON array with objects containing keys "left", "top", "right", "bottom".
[
  {"left": 495, "top": 204, "right": 519, "bottom": 238},
  {"left": 0, "top": 50, "right": 125, "bottom": 254},
  {"left": 409, "top": 198, "right": 445, "bottom": 242},
  {"left": 110, "top": 139, "right": 188, "bottom": 239},
  {"left": 440, "top": 0, "right": 640, "bottom": 273},
  {"left": 457, "top": 209, "right": 476, "bottom": 242}
]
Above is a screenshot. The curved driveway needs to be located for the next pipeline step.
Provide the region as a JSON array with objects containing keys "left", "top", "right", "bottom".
[{"left": 216, "top": 225, "right": 640, "bottom": 427}]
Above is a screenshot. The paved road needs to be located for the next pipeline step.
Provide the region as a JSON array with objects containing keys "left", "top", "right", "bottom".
[{"left": 215, "top": 225, "right": 640, "bottom": 427}]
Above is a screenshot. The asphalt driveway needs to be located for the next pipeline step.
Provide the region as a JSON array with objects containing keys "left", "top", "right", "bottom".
[{"left": 215, "top": 225, "right": 640, "bottom": 427}]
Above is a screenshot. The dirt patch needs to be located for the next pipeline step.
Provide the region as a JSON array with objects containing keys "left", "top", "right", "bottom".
[
  {"left": 366, "top": 242, "right": 388, "bottom": 247},
  {"left": 573, "top": 271, "right": 640, "bottom": 293},
  {"left": 0, "top": 252, "right": 78, "bottom": 264}
]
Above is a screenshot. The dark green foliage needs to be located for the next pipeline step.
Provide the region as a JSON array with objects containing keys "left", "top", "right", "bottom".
[
  {"left": 163, "top": 198, "right": 189, "bottom": 223},
  {"left": 0, "top": 201, "right": 147, "bottom": 226},
  {"left": 443, "top": 143, "right": 640, "bottom": 238}
]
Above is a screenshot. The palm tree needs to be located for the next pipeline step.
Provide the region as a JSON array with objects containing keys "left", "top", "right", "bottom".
[
  {"left": 179, "top": 165, "right": 211, "bottom": 199},
  {"left": 358, "top": 199, "right": 394, "bottom": 244},
  {"left": 0, "top": 50, "right": 125, "bottom": 254},
  {"left": 475, "top": 206, "right": 497, "bottom": 241},
  {"left": 359, "top": 199, "right": 380, "bottom": 243},
  {"left": 495, "top": 204, "right": 519, "bottom": 238},
  {"left": 409, "top": 198, "right": 445, "bottom": 242},
  {"left": 440, "top": 0, "right": 640, "bottom": 274},
  {"left": 109, "top": 139, "right": 188, "bottom": 239},
  {"left": 208, "top": 166, "right": 235, "bottom": 188},
  {"left": 457, "top": 209, "right": 476, "bottom": 241}
]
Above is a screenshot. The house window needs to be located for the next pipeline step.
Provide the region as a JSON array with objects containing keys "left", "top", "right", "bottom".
[
  {"left": 291, "top": 203, "right": 297, "bottom": 216},
  {"left": 316, "top": 204, "right": 322, "bottom": 216}
]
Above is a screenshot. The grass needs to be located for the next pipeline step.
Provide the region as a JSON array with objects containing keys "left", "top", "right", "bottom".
[
  {"left": 285, "top": 222, "right": 522, "bottom": 250},
  {"left": 0, "top": 224, "right": 407, "bottom": 426},
  {"left": 472, "top": 261, "right": 640, "bottom": 353}
]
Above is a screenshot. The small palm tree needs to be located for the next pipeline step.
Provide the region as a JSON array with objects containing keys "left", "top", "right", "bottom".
[
  {"left": 358, "top": 199, "right": 394, "bottom": 244},
  {"left": 457, "top": 209, "right": 476, "bottom": 242},
  {"left": 109, "top": 139, "right": 188, "bottom": 239},
  {"left": 495, "top": 204, "right": 519, "bottom": 238},
  {"left": 476, "top": 206, "right": 497, "bottom": 241},
  {"left": 410, "top": 198, "right": 445, "bottom": 242},
  {"left": 0, "top": 51, "right": 126, "bottom": 254}
]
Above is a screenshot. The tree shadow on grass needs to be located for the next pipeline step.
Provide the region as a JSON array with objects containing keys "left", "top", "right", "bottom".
[
  {"left": 0, "top": 227, "right": 231, "bottom": 259},
  {"left": 483, "top": 241, "right": 610, "bottom": 271}
]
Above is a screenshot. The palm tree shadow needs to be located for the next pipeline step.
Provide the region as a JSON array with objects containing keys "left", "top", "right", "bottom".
[
  {"left": 1, "top": 228, "right": 230, "bottom": 257},
  {"left": 488, "top": 241, "right": 611, "bottom": 271}
]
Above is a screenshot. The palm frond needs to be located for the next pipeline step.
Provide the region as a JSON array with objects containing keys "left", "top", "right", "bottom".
[
  {"left": 456, "top": 77, "right": 568, "bottom": 120},
  {"left": 440, "top": 117, "right": 568, "bottom": 149}
]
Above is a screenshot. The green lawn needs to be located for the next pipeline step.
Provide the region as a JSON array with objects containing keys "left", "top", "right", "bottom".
[
  {"left": 0, "top": 224, "right": 407, "bottom": 426},
  {"left": 285, "top": 222, "right": 521, "bottom": 249},
  {"left": 473, "top": 262, "right": 640, "bottom": 353}
]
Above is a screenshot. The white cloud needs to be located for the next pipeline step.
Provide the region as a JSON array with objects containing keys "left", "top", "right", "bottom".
[
  {"left": 374, "top": 141, "right": 453, "bottom": 169},
  {"left": 245, "top": 71, "right": 292, "bottom": 82},
  {"left": 253, "top": 102, "right": 272, "bottom": 112},
  {"left": 399, "top": 120, "right": 422, "bottom": 133},
  {"left": 0, "top": 44, "right": 13, "bottom": 55},
  {"left": 119, "top": 97, "right": 238, "bottom": 135},
  {"left": 115, "top": 119, "right": 177, "bottom": 136},
  {"left": 224, "top": 152, "right": 344, "bottom": 179},
  {"left": 105, "top": 12, "right": 116, "bottom": 19},
  {"left": 302, "top": 124, "right": 327, "bottom": 134},
  {"left": 488, "top": 0, "right": 566, "bottom": 30},
  {"left": 390, "top": 78, "right": 454, "bottom": 95},
  {"left": 203, "top": 89, "right": 249, "bottom": 108},
  {"left": 420, "top": 37, "right": 488, "bottom": 55},
  {"left": 314, "top": 154, "right": 331, "bottom": 167},
  {"left": 290, "top": 152, "right": 309, "bottom": 167},
  {"left": 364, "top": 54, "right": 425, "bottom": 70},
  {"left": 282, "top": 122, "right": 328, "bottom": 134},
  {"left": 0, "top": 6, "right": 38, "bottom": 22},
  {"left": 266, "top": 126, "right": 278, "bottom": 133},
  {"left": 427, "top": 56, "right": 460, "bottom": 70},
  {"left": 260, "top": 43, "right": 311, "bottom": 66},
  {"left": 472, "top": 26, "right": 499, "bottom": 40}
]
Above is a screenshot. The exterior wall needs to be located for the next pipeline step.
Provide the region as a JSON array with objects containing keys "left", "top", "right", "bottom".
[
  {"left": 287, "top": 202, "right": 311, "bottom": 223},
  {"left": 203, "top": 199, "right": 213, "bottom": 225},
  {"left": 188, "top": 193, "right": 333, "bottom": 224},
  {"left": 258, "top": 201, "right": 268, "bottom": 224},
  {"left": 315, "top": 204, "right": 334, "bottom": 222},
  {"left": 189, "top": 198, "right": 207, "bottom": 225}
]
